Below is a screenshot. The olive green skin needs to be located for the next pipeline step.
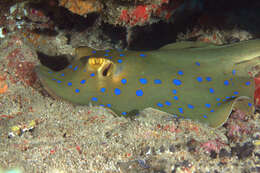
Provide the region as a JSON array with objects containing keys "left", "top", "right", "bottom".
[{"left": 36, "top": 40, "right": 260, "bottom": 127}]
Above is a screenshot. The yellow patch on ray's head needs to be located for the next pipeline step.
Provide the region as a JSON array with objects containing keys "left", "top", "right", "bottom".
[{"left": 87, "top": 57, "right": 114, "bottom": 77}]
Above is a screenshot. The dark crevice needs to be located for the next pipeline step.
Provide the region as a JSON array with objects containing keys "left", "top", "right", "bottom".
[
  {"left": 37, "top": 51, "right": 70, "bottom": 71},
  {"left": 127, "top": 14, "right": 199, "bottom": 50},
  {"left": 32, "top": 28, "right": 59, "bottom": 36},
  {"left": 101, "top": 22, "right": 127, "bottom": 47},
  {"left": 27, "top": 1, "right": 99, "bottom": 32}
]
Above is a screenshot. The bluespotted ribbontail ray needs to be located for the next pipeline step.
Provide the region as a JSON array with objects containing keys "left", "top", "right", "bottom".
[{"left": 35, "top": 39, "right": 260, "bottom": 128}]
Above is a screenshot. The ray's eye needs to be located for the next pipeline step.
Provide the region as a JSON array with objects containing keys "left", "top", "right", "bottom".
[
  {"left": 87, "top": 57, "right": 114, "bottom": 77},
  {"left": 102, "top": 63, "right": 112, "bottom": 76}
]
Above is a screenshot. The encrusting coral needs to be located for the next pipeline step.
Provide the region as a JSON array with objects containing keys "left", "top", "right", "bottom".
[{"left": 59, "top": 0, "right": 103, "bottom": 16}]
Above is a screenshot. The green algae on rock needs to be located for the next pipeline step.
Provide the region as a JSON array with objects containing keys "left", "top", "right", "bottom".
[{"left": 35, "top": 40, "right": 260, "bottom": 128}]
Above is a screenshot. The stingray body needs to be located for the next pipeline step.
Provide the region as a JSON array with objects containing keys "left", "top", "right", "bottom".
[{"left": 36, "top": 40, "right": 260, "bottom": 127}]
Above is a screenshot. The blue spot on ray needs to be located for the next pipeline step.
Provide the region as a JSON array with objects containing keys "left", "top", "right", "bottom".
[
  {"left": 205, "top": 104, "right": 211, "bottom": 108},
  {"left": 154, "top": 79, "right": 162, "bottom": 84},
  {"left": 234, "top": 91, "right": 239, "bottom": 95},
  {"left": 232, "top": 69, "right": 236, "bottom": 75},
  {"left": 100, "top": 88, "right": 106, "bottom": 92},
  {"left": 187, "top": 104, "right": 194, "bottom": 109},
  {"left": 172, "top": 89, "right": 177, "bottom": 94},
  {"left": 203, "top": 115, "right": 208, "bottom": 118},
  {"left": 57, "top": 80, "right": 62, "bottom": 83},
  {"left": 209, "top": 88, "right": 214, "bottom": 93},
  {"left": 67, "top": 82, "right": 72, "bottom": 86},
  {"left": 61, "top": 73, "right": 65, "bottom": 76},
  {"left": 178, "top": 108, "right": 184, "bottom": 114},
  {"left": 210, "top": 109, "right": 215, "bottom": 112},
  {"left": 216, "top": 98, "right": 220, "bottom": 101},
  {"left": 140, "top": 54, "right": 146, "bottom": 57},
  {"left": 197, "top": 77, "right": 203, "bottom": 82},
  {"left": 136, "top": 89, "right": 143, "bottom": 96},
  {"left": 173, "top": 96, "right": 179, "bottom": 100},
  {"left": 114, "top": 88, "right": 121, "bottom": 95},
  {"left": 195, "top": 62, "right": 200, "bottom": 66},
  {"left": 117, "top": 59, "right": 123, "bottom": 63},
  {"left": 105, "top": 50, "right": 110, "bottom": 52},
  {"left": 68, "top": 65, "right": 72, "bottom": 68},
  {"left": 178, "top": 70, "right": 183, "bottom": 75},
  {"left": 173, "top": 79, "right": 182, "bottom": 85},
  {"left": 139, "top": 78, "right": 147, "bottom": 84},
  {"left": 90, "top": 73, "right": 95, "bottom": 77},
  {"left": 206, "top": 77, "right": 212, "bottom": 81},
  {"left": 80, "top": 80, "right": 86, "bottom": 84},
  {"left": 91, "top": 97, "right": 98, "bottom": 101},
  {"left": 165, "top": 101, "right": 171, "bottom": 106},
  {"left": 248, "top": 102, "right": 252, "bottom": 107},
  {"left": 122, "top": 112, "right": 127, "bottom": 115},
  {"left": 75, "top": 89, "right": 80, "bottom": 93},
  {"left": 73, "top": 66, "right": 78, "bottom": 71},
  {"left": 107, "top": 104, "right": 111, "bottom": 107},
  {"left": 157, "top": 102, "right": 163, "bottom": 107},
  {"left": 224, "top": 80, "right": 229, "bottom": 85},
  {"left": 120, "top": 54, "right": 124, "bottom": 57},
  {"left": 104, "top": 54, "right": 109, "bottom": 56},
  {"left": 92, "top": 50, "right": 96, "bottom": 53},
  {"left": 121, "top": 79, "right": 127, "bottom": 84},
  {"left": 245, "top": 81, "right": 251, "bottom": 86}
]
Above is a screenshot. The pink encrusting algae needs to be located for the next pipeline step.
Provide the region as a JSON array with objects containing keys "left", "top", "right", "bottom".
[
  {"left": 200, "top": 139, "right": 226, "bottom": 153},
  {"left": 255, "top": 76, "right": 260, "bottom": 106},
  {"left": 119, "top": 5, "right": 150, "bottom": 26}
]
